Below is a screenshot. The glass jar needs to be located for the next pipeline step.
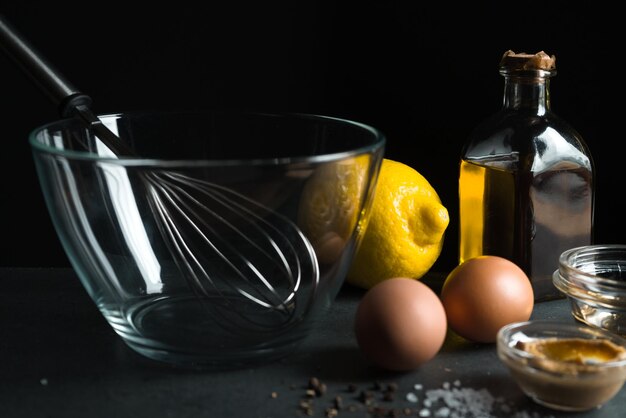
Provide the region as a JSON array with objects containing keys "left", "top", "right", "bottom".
[
  {"left": 553, "top": 244, "right": 626, "bottom": 335},
  {"left": 459, "top": 51, "right": 594, "bottom": 301}
]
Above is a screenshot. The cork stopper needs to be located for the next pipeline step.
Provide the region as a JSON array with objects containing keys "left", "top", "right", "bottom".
[{"left": 499, "top": 50, "right": 556, "bottom": 71}]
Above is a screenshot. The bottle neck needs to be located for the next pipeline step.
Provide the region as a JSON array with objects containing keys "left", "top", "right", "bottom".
[{"left": 502, "top": 75, "right": 551, "bottom": 115}]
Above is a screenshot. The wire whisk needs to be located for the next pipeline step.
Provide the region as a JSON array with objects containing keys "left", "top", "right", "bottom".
[{"left": 0, "top": 15, "right": 319, "bottom": 331}]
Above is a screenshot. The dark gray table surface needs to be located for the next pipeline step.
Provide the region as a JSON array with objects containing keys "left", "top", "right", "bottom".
[{"left": 1, "top": 267, "right": 624, "bottom": 418}]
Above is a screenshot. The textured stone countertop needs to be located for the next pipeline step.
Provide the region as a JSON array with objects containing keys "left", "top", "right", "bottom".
[{"left": 1, "top": 267, "right": 623, "bottom": 418}]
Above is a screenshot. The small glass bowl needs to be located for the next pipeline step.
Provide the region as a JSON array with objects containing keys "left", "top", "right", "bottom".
[
  {"left": 497, "top": 320, "right": 626, "bottom": 411},
  {"left": 552, "top": 244, "right": 626, "bottom": 335}
]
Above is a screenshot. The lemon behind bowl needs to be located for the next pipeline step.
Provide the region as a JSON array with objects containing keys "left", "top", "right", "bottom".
[
  {"left": 297, "top": 154, "right": 375, "bottom": 264},
  {"left": 347, "top": 159, "right": 449, "bottom": 289}
]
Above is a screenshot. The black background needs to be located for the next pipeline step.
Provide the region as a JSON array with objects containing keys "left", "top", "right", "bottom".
[{"left": 0, "top": 2, "right": 622, "bottom": 274}]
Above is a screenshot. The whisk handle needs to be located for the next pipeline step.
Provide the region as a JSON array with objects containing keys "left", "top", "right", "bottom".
[
  {"left": 0, "top": 14, "right": 137, "bottom": 156},
  {"left": 0, "top": 14, "right": 92, "bottom": 118}
]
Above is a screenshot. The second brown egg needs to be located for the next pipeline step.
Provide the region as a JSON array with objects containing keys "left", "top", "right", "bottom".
[{"left": 441, "top": 256, "right": 534, "bottom": 343}]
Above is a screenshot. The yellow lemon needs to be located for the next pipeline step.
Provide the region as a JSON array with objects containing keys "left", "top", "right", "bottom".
[
  {"left": 347, "top": 159, "right": 449, "bottom": 289},
  {"left": 297, "top": 154, "right": 372, "bottom": 264}
]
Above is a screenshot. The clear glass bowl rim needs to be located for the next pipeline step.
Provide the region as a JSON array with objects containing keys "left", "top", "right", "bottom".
[
  {"left": 28, "top": 110, "right": 386, "bottom": 167},
  {"left": 553, "top": 244, "right": 626, "bottom": 303}
]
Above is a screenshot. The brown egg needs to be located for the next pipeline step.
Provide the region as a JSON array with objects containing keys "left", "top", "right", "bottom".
[
  {"left": 441, "top": 256, "right": 534, "bottom": 343},
  {"left": 354, "top": 277, "right": 447, "bottom": 371}
]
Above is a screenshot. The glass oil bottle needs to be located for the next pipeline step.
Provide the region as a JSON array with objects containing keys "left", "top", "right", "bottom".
[{"left": 459, "top": 50, "right": 594, "bottom": 301}]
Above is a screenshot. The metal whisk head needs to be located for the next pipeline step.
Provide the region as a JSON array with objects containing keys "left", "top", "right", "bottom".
[{"left": 144, "top": 170, "right": 319, "bottom": 330}]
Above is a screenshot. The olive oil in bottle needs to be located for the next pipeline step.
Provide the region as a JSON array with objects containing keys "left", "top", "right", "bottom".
[{"left": 459, "top": 51, "right": 594, "bottom": 301}]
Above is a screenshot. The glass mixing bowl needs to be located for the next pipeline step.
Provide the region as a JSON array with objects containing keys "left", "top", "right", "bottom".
[{"left": 29, "top": 110, "right": 385, "bottom": 369}]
